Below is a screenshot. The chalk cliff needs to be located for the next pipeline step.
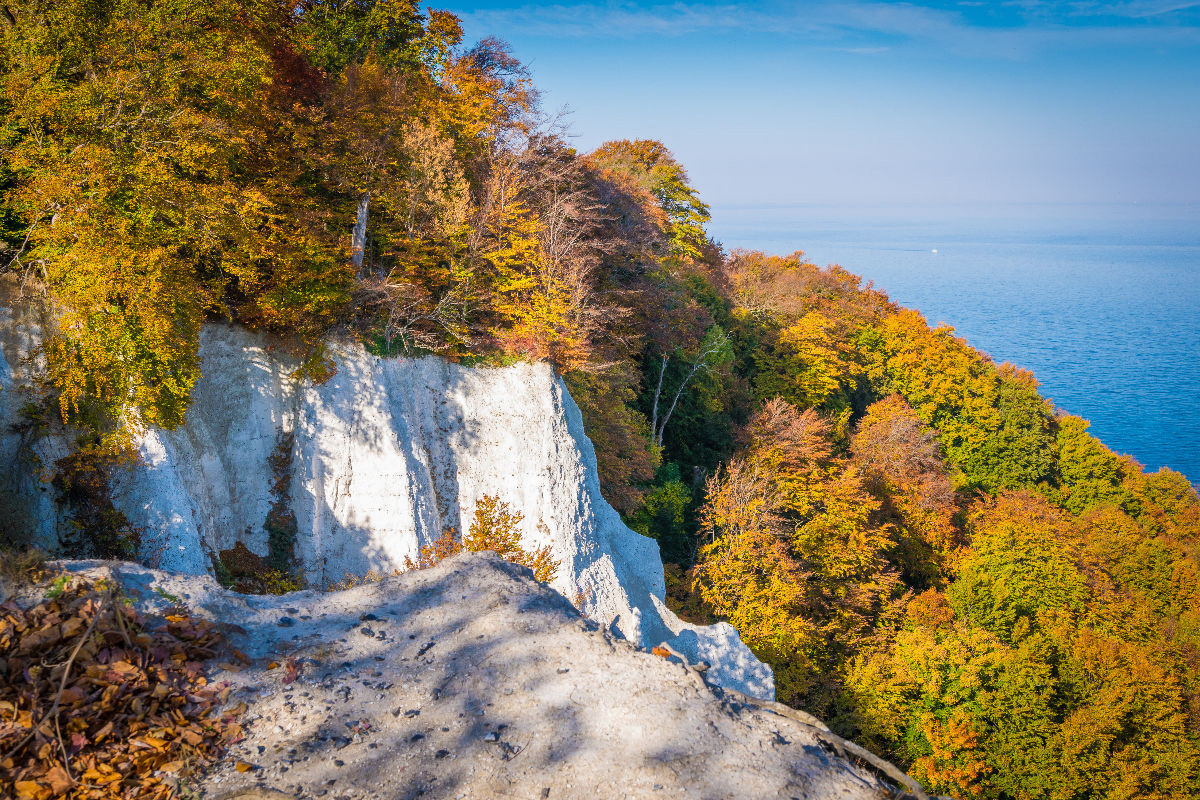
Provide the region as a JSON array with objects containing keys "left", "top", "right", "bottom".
[{"left": 0, "top": 291, "right": 772, "bottom": 698}]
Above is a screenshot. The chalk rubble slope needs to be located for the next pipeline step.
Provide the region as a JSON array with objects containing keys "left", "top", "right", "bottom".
[
  {"left": 57, "top": 554, "right": 901, "bottom": 800},
  {"left": 0, "top": 301, "right": 771, "bottom": 698}
]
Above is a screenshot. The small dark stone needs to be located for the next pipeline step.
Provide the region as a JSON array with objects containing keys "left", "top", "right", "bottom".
[
  {"left": 404, "top": 709, "right": 420, "bottom": 718},
  {"left": 277, "top": 617, "right": 295, "bottom": 628},
  {"left": 360, "top": 627, "right": 374, "bottom": 637},
  {"left": 360, "top": 612, "right": 380, "bottom": 621},
  {"left": 409, "top": 733, "right": 425, "bottom": 742},
  {"left": 556, "top": 668, "right": 569, "bottom": 674},
  {"left": 334, "top": 760, "right": 344, "bottom": 767},
  {"left": 434, "top": 749, "right": 449, "bottom": 759}
]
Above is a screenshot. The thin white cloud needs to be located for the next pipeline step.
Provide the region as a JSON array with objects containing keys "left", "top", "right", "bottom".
[
  {"left": 1079, "top": 1, "right": 1200, "bottom": 18},
  {"left": 457, "top": 3, "right": 793, "bottom": 39},
  {"left": 837, "top": 46, "right": 892, "bottom": 54},
  {"left": 456, "top": 1, "right": 1200, "bottom": 58}
]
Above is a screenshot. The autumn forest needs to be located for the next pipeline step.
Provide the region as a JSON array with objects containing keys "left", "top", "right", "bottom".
[{"left": 2, "top": 1, "right": 1199, "bottom": 797}]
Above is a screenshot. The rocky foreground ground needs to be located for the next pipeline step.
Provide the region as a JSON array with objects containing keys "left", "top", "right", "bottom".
[{"left": 46, "top": 554, "right": 930, "bottom": 800}]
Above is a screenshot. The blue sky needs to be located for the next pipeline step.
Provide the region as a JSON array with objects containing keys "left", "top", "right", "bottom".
[{"left": 446, "top": 1, "right": 1200, "bottom": 207}]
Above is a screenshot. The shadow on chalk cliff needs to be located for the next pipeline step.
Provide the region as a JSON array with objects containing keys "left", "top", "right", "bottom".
[
  {"left": 298, "top": 346, "right": 406, "bottom": 587},
  {"left": 127, "top": 328, "right": 497, "bottom": 591},
  {"left": 272, "top": 598, "right": 590, "bottom": 799},
  {"left": 241, "top": 574, "right": 866, "bottom": 800},
  {"left": 291, "top": 349, "right": 486, "bottom": 588}
]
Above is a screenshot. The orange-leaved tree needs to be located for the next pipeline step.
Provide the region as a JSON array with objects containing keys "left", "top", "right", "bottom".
[
  {"left": 851, "top": 394, "right": 962, "bottom": 587},
  {"left": 405, "top": 495, "right": 558, "bottom": 583}
]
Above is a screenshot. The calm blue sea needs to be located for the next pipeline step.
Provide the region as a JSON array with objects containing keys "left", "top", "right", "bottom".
[{"left": 709, "top": 203, "right": 1200, "bottom": 485}]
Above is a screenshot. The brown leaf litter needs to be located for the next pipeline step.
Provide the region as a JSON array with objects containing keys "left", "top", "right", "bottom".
[{"left": 0, "top": 575, "right": 244, "bottom": 799}]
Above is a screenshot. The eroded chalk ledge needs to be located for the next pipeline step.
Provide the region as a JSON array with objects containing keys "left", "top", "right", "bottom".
[{"left": 40, "top": 553, "right": 925, "bottom": 800}]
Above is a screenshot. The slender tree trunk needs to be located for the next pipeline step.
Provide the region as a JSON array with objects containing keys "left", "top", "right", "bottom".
[
  {"left": 650, "top": 354, "right": 668, "bottom": 446},
  {"left": 656, "top": 359, "right": 704, "bottom": 447},
  {"left": 653, "top": 331, "right": 730, "bottom": 447},
  {"left": 351, "top": 193, "right": 370, "bottom": 275}
]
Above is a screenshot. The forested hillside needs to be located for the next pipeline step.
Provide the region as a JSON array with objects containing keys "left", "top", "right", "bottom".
[{"left": 2, "top": 2, "right": 1198, "bottom": 798}]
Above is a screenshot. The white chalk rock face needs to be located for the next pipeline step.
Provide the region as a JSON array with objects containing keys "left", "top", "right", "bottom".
[
  {"left": 0, "top": 287, "right": 73, "bottom": 552},
  {"left": 0, "top": 313, "right": 774, "bottom": 699}
]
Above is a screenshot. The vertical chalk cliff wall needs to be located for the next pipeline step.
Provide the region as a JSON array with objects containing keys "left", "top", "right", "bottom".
[
  {"left": 0, "top": 294, "right": 773, "bottom": 698},
  {"left": 0, "top": 285, "right": 69, "bottom": 548}
]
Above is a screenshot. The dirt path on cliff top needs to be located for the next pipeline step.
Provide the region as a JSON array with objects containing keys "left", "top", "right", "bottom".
[{"left": 63, "top": 553, "right": 918, "bottom": 800}]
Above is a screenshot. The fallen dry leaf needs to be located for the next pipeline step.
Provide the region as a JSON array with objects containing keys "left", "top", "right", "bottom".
[
  {"left": 14, "top": 779, "right": 48, "bottom": 799},
  {"left": 282, "top": 656, "right": 302, "bottom": 685},
  {"left": 0, "top": 576, "right": 239, "bottom": 800},
  {"left": 44, "top": 764, "right": 73, "bottom": 794}
]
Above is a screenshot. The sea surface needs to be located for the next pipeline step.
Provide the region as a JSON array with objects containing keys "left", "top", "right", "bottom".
[{"left": 708, "top": 203, "right": 1200, "bottom": 485}]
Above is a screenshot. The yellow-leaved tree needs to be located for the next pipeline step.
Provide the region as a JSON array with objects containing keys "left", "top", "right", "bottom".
[
  {"left": 2, "top": 0, "right": 283, "bottom": 427},
  {"left": 694, "top": 398, "right": 902, "bottom": 712}
]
